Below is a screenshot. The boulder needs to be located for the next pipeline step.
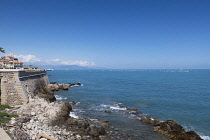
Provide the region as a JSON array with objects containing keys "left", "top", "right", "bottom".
[
  {"left": 141, "top": 117, "right": 161, "bottom": 125},
  {"left": 38, "top": 87, "right": 56, "bottom": 102},
  {"left": 50, "top": 102, "right": 72, "bottom": 125},
  {"left": 154, "top": 120, "right": 202, "bottom": 140},
  {"left": 70, "top": 101, "right": 77, "bottom": 106},
  {"left": 104, "top": 110, "right": 112, "bottom": 113},
  {"left": 178, "top": 131, "right": 202, "bottom": 140},
  {"left": 154, "top": 120, "right": 185, "bottom": 136},
  {"left": 77, "top": 82, "right": 81, "bottom": 86}
]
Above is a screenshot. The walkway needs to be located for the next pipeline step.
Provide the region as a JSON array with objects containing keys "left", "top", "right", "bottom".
[{"left": 0, "top": 128, "right": 12, "bottom": 140}]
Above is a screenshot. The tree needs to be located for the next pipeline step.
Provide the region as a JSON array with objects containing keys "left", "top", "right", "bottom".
[{"left": 0, "top": 47, "right": 5, "bottom": 53}]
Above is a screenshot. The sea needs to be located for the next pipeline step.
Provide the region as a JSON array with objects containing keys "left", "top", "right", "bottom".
[{"left": 47, "top": 69, "right": 210, "bottom": 140}]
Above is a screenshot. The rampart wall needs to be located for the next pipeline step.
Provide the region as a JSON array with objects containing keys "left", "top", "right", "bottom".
[{"left": 0, "top": 70, "right": 49, "bottom": 106}]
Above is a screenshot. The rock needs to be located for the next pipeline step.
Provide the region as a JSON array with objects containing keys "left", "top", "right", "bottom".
[
  {"left": 155, "top": 120, "right": 185, "bottom": 135},
  {"left": 127, "top": 108, "right": 140, "bottom": 114},
  {"left": 179, "top": 131, "right": 202, "bottom": 140},
  {"left": 70, "top": 101, "right": 77, "bottom": 106},
  {"left": 50, "top": 102, "right": 72, "bottom": 125},
  {"left": 38, "top": 86, "right": 56, "bottom": 102},
  {"left": 40, "top": 138, "right": 48, "bottom": 140},
  {"left": 26, "top": 123, "right": 32, "bottom": 130},
  {"left": 140, "top": 117, "right": 161, "bottom": 125},
  {"left": 127, "top": 108, "right": 139, "bottom": 112},
  {"left": 154, "top": 120, "right": 202, "bottom": 140},
  {"left": 89, "top": 126, "right": 100, "bottom": 137},
  {"left": 14, "top": 128, "right": 30, "bottom": 140},
  {"left": 10, "top": 117, "right": 16, "bottom": 124},
  {"left": 59, "top": 84, "right": 70, "bottom": 90},
  {"left": 31, "top": 112, "right": 36, "bottom": 116},
  {"left": 99, "top": 127, "right": 106, "bottom": 135},
  {"left": 105, "top": 110, "right": 112, "bottom": 113},
  {"left": 77, "top": 82, "right": 81, "bottom": 86},
  {"left": 99, "top": 121, "right": 110, "bottom": 125}
]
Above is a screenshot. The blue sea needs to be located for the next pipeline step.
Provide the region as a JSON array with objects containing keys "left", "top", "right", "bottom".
[{"left": 48, "top": 69, "right": 210, "bottom": 140}]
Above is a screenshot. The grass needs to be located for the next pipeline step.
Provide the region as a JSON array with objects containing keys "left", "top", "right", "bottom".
[
  {"left": 0, "top": 104, "right": 18, "bottom": 126},
  {"left": 0, "top": 104, "right": 12, "bottom": 111}
]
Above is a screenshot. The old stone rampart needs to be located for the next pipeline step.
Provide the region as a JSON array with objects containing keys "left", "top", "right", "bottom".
[{"left": 0, "top": 69, "right": 49, "bottom": 106}]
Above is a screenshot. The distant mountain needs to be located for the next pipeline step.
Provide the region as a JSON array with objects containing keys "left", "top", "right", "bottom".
[{"left": 30, "top": 64, "right": 105, "bottom": 70}]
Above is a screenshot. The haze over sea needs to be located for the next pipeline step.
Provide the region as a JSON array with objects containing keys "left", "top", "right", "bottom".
[{"left": 48, "top": 69, "right": 210, "bottom": 140}]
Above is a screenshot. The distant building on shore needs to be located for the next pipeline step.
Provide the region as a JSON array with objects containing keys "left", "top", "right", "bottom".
[{"left": 0, "top": 53, "right": 24, "bottom": 69}]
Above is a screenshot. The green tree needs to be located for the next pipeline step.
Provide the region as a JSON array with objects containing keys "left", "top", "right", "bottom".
[{"left": 0, "top": 47, "right": 5, "bottom": 53}]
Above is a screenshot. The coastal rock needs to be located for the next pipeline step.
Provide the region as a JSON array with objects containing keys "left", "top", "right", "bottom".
[
  {"left": 5, "top": 95, "right": 110, "bottom": 140},
  {"left": 69, "top": 82, "right": 82, "bottom": 87},
  {"left": 50, "top": 101, "right": 72, "bottom": 125},
  {"left": 70, "top": 101, "right": 77, "bottom": 106},
  {"left": 154, "top": 120, "right": 202, "bottom": 140},
  {"left": 89, "top": 126, "right": 101, "bottom": 137},
  {"left": 178, "top": 131, "right": 202, "bottom": 140},
  {"left": 99, "top": 121, "right": 110, "bottom": 125},
  {"left": 141, "top": 117, "right": 161, "bottom": 125},
  {"left": 61, "top": 84, "right": 70, "bottom": 90},
  {"left": 127, "top": 108, "right": 139, "bottom": 114},
  {"left": 38, "top": 86, "right": 56, "bottom": 102},
  {"left": 154, "top": 120, "right": 185, "bottom": 136},
  {"left": 105, "top": 110, "right": 112, "bottom": 113}
]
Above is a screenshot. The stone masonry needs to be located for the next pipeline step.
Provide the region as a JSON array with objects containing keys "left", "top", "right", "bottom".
[{"left": 0, "top": 69, "right": 49, "bottom": 107}]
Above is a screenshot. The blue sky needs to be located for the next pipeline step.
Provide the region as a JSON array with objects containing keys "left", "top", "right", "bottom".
[{"left": 0, "top": 0, "right": 209, "bottom": 69}]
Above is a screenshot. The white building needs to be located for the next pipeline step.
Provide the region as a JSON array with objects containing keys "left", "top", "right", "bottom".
[{"left": 0, "top": 53, "right": 24, "bottom": 69}]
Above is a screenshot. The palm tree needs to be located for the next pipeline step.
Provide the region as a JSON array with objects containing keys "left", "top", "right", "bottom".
[{"left": 0, "top": 47, "right": 5, "bottom": 53}]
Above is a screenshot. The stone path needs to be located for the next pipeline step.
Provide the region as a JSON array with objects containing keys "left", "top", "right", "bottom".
[{"left": 0, "top": 128, "right": 12, "bottom": 140}]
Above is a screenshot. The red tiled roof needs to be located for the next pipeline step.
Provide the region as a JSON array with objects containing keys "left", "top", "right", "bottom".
[{"left": 3, "top": 62, "right": 23, "bottom": 64}]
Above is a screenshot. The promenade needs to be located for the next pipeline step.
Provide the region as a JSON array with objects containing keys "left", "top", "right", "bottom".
[{"left": 0, "top": 128, "right": 12, "bottom": 140}]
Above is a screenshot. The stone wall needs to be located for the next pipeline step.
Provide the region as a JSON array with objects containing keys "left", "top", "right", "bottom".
[{"left": 0, "top": 70, "right": 49, "bottom": 106}]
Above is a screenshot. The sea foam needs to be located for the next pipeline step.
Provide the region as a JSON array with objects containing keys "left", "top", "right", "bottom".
[
  {"left": 110, "top": 106, "right": 127, "bottom": 111},
  {"left": 70, "top": 112, "right": 79, "bottom": 119},
  {"left": 201, "top": 135, "right": 210, "bottom": 140},
  {"left": 55, "top": 95, "right": 67, "bottom": 100}
]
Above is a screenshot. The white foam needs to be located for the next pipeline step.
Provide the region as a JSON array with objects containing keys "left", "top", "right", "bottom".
[
  {"left": 201, "top": 136, "right": 210, "bottom": 140},
  {"left": 100, "top": 104, "right": 111, "bottom": 108},
  {"left": 55, "top": 95, "right": 67, "bottom": 100},
  {"left": 110, "top": 106, "right": 127, "bottom": 111},
  {"left": 73, "top": 85, "right": 80, "bottom": 87},
  {"left": 70, "top": 112, "right": 79, "bottom": 119}
]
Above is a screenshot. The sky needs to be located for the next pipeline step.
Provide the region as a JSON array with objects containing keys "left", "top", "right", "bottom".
[{"left": 0, "top": 0, "right": 209, "bottom": 69}]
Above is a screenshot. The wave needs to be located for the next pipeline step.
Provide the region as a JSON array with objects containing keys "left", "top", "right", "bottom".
[
  {"left": 55, "top": 95, "right": 67, "bottom": 100},
  {"left": 70, "top": 112, "right": 79, "bottom": 119},
  {"left": 110, "top": 106, "right": 127, "bottom": 111},
  {"left": 71, "top": 84, "right": 84, "bottom": 87},
  {"left": 200, "top": 135, "right": 210, "bottom": 140},
  {"left": 100, "top": 103, "right": 127, "bottom": 111}
]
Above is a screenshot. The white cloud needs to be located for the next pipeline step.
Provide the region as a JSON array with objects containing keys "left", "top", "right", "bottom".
[
  {"left": 15, "top": 54, "right": 95, "bottom": 66},
  {"left": 15, "top": 54, "right": 41, "bottom": 62},
  {"left": 47, "top": 59, "right": 95, "bottom": 66}
]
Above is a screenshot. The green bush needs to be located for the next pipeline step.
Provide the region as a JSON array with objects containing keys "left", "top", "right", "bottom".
[
  {"left": 0, "top": 104, "right": 12, "bottom": 111},
  {"left": 0, "top": 104, "right": 18, "bottom": 126},
  {"left": 0, "top": 111, "right": 18, "bottom": 124}
]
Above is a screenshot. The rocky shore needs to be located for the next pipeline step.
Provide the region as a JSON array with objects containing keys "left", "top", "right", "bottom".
[
  {"left": 2, "top": 82, "right": 131, "bottom": 140},
  {"left": 140, "top": 117, "right": 202, "bottom": 140},
  {"left": 2, "top": 82, "right": 203, "bottom": 140}
]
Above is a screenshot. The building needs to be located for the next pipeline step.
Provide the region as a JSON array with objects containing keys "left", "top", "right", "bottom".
[{"left": 0, "top": 53, "right": 24, "bottom": 69}]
